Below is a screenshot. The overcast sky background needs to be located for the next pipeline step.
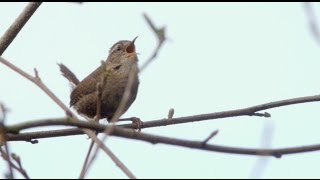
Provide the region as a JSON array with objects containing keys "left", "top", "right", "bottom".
[{"left": 1, "top": 2, "right": 320, "bottom": 178}]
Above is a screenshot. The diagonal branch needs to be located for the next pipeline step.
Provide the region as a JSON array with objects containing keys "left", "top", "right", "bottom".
[
  {"left": 79, "top": 141, "right": 95, "bottom": 179},
  {"left": 0, "top": 57, "right": 74, "bottom": 117},
  {"left": 0, "top": 2, "right": 42, "bottom": 56}
]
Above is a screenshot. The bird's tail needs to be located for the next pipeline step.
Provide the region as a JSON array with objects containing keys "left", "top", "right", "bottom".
[{"left": 57, "top": 63, "right": 80, "bottom": 88}]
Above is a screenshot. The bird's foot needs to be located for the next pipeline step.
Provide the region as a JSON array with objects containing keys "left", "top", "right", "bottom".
[{"left": 118, "top": 117, "right": 143, "bottom": 131}]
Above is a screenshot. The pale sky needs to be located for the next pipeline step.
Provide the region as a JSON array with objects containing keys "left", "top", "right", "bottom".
[{"left": 1, "top": 2, "right": 320, "bottom": 178}]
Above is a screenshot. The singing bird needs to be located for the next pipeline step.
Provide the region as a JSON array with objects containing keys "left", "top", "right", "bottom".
[{"left": 59, "top": 37, "right": 139, "bottom": 121}]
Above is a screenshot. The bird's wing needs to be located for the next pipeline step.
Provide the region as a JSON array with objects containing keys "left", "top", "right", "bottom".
[{"left": 70, "top": 66, "right": 103, "bottom": 106}]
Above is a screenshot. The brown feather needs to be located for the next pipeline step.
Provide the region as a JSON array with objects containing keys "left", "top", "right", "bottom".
[{"left": 70, "top": 66, "right": 102, "bottom": 106}]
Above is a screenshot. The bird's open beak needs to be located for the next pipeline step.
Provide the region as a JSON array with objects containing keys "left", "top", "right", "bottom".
[{"left": 126, "top": 36, "right": 138, "bottom": 54}]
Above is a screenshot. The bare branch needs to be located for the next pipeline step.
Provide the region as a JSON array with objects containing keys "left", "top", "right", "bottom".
[
  {"left": 135, "top": 95, "right": 320, "bottom": 129},
  {"left": 0, "top": 57, "right": 74, "bottom": 117},
  {"left": 91, "top": 140, "right": 136, "bottom": 179},
  {"left": 5, "top": 94, "right": 320, "bottom": 134},
  {"left": 5, "top": 122, "right": 320, "bottom": 158},
  {"left": 81, "top": 129, "right": 136, "bottom": 179},
  {"left": 4, "top": 94, "right": 320, "bottom": 158},
  {"left": 0, "top": 2, "right": 42, "bottom": 56}
]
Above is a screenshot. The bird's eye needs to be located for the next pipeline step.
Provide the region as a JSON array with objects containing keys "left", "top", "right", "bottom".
[
  {"left": 116, "top": 45, "right": 122, "bottom": 52},
  {"left": 113, "top": 64, "right": 121, "bottom": 71}
]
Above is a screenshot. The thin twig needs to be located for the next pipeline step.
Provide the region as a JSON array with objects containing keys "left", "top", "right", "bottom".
[
  {"left": 0, "top": 103, "right": 8, "bottom": 123},
  {"left": 79, "top": 140, "right": 95, "bottom": 179},
  {"left": 0, "top": 2, "right": 42, "bottom": 55},
  {"left": 98, "top": 142, "right": 136, "bottom": 179},
  {"left": 2, "top": 140, "right": 14, "bottom": 179},
  {"left": 202, "top": 130, "right": 219, "bottom": 146},
  {"left": 0, "top": 151, "right": 29, "bottom": 179},
  {"left": 249, "top": 121, "right": 274, "bottom": 178},
  {"left": 303, "top": 2, "right": 320, "bottom": 45},
  {"left": 140, "top": 13, "right": 166, "bottom": 72},
  {"left": 0, "top": 57, "right": 74, "bottom": 117},
  {"left": 11, "top": 153, "right": 30, "bottom": 179},
  {"left": 94, "top": 60, "right": 107, "bottom": 122},
  {"left": 83, "top": 66, "right": 139, "bottom": 179},
  {"left": 81, "top": 129, "right": 136, "bottom": 179},
  {"left": 94, "top": 82, "right": 103, "bottom": 121},
  {"left": 79, "top": 76, "right": 103, "bottom": 179},
  {"left": 0, "top": 148, "right": 14, "bottom": 179},
  {"left": 0, "top": 104, "right": 14, "bottom": 178},
  {"left": 79, "top": 61, "right": 105, "bottom": 178},
  {"left": 79, "top": 60, "right": 137, "bottom": 178},
  {"left": 111, "top": 66, "right": 139, "bottom": 124}
]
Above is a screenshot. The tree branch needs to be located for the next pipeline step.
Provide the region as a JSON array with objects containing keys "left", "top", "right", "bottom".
[
  {"left": 4, "top": 94, "right": 320, "bottom": 134},
  {"left": 4, "top": 94, "right": 320, "bottom": 158},
  {"left": 0, "top": 57, "right": 74, "bottom": 117},
  {"left": 5, "top": 122, "right": 320, "bottom": 158},
  {"left": 0, "top": 2, "right": 42, "bottom": 56}
]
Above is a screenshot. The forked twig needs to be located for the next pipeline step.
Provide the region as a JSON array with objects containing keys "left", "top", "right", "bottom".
[{"left": 140, "top": 13, "right": 167, "bottom": 72}]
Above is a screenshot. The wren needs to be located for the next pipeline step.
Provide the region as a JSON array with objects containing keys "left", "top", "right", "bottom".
[{"left": 60, "top": 37, "right": 139, "bottom": 121}]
